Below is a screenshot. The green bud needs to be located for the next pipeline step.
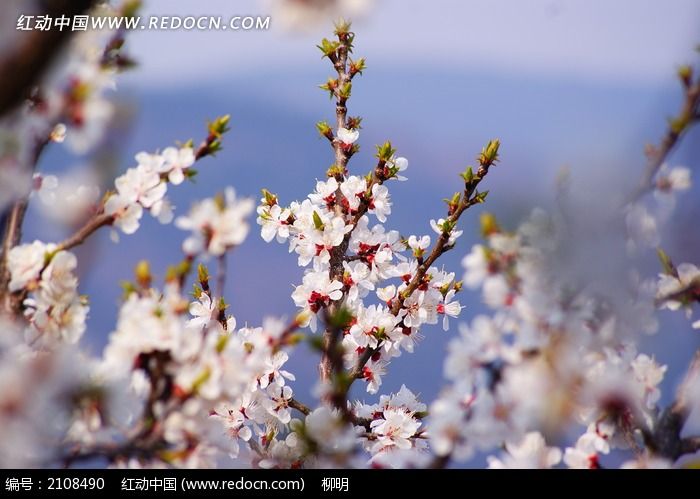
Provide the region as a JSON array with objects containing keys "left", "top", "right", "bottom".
[
  {"left": 460, "top": 166, "right": 475, "bottom": 183},
  {"left": 478, "top": 139, "right": 500, "bottom": 167},
  {"left": 218, "top": 297, "right": 228, "bottom": 311},
  {"left": 669, "top": 115, "right": 689, "bottom": 134},
  {"left": 197, "top": 263, "right": 209, "bottom": 286},
  {"left": 334, "top": 18, "right": 352, "bottom": 36},
  {"left": 261, "top": 188, "right": 278, "bottom": 206},
  {"left": 317, "top": 38, "right": 340, "bottom": 59},
  {"left": 480, "top": 212, "right": 500, "bottom": 237},
  {"left": 214, "top": 192, "right": 226, "bottom": 211},
  {"left": 327, "top": 164, "right": 345, "bottom": 178},
  {"left": 339, "top": 81, "right": 352, "bottom": 100},
  {"left": 346, "top": 116, "right": 363, "bottom": 129},
  {"left": 206, "top": 139, "right": 223, "bottom": 156},
  {"left": 208, "top": 114, "right": 231, "bottom": 137},
  {"left": 165, "top": 265, "right": 178, "bottom": 283},
  {"left": 443, "top": 192, "right": 461, "bottom": 211},
  {"left": 657, "top": 248, "right": 676, "bottom": 276},
  {"left": 316, "top": 120, "right": 333, "bottom": 140},
  {"left": 474, "top": 190, "right": 489, "bottom": 204},
  {"left": 375, "top": 141, "right": 396, "bottom": 161},
  {"left": 313, "top": 210, "right": 325, "bottom": 230},
  {"left": 319, "top": 78, "right": 338, "bottom": 98},
  {"left": 441, "top": 219, "right": 456, "bottom": 234},
  {"left": 134, "top": 260, "right": 151, "bottom": 288},
  {"left": 349, "top": 58, "right": 366, "bottom": 76},
  {"left": 678, "top": 65, "right": 693, "bottom": 87}
]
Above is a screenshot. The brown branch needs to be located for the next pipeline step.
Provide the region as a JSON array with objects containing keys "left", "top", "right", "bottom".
[
  {"left": 348, "top": 345, "right": 376, "bottom": 380},
  {"left": 320, "top": 24, "right": 357, "bottom": 383},
  {"left": 55, "top": 212, "right": 115, "bottom": 252},
  {"left": 288, "top": 397, "right": 312, "bottom": 416},
  {"left": 0, "top": 0, "right": 98, "bottom": 117},
  {"left": 0, "top": 137, "right": 50, "bottom": 314}
]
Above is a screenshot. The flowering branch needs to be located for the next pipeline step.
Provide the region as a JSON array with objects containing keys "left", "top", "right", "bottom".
[
  {"left": 630, "top": 63, "right": 700, "bottom": 202},
  {"left": 344, "top": 141, "right": 498, "bottom": 386},
  {"left": 57, "top": 116, "right": 230, "bottom": 253},
  {"left": 391, "top": 141, "right": 498, "bottom": 316},
  {"left": 318, "top": 20, "right": 365, "bottom": 383}
]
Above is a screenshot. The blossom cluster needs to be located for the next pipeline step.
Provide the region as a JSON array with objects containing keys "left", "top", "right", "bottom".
[
  {"left": 426, "top": 160, "right": 699, "bottom": 468},
  {"left": 8, "top": 241, "right": 87, "bottom": 345},
  {"left": 95, "top": 272, "right": 303, "bottom": 467},
  {"left": 106, "top": 147, "right": 194, "bottom": 236},
  {"left": 258, "top": 134, "right": 463, "bottom": 397}
]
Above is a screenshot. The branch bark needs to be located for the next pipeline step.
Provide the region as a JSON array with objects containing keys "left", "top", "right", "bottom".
[{"left": 320, "top": 25, "right": 355, "bottom": 384}]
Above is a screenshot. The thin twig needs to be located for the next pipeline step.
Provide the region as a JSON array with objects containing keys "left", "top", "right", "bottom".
[
  {"left": 629, "top": 77, "right": 700, "bottom": 203},
  {"left": 55, "top": 212, "right": 115, "bottom": 252},
  {"left": 288, "top": 397, "right": 312, "bottom": 416}
]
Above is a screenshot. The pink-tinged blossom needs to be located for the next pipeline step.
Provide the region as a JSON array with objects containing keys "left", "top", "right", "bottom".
[{"left": 437, "top": 289, "right": 463, "bottom": 331}]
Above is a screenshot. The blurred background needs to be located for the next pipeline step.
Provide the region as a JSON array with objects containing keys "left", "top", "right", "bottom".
[{"left": 6, "top": 0, "right": 700, "bottom": 424}]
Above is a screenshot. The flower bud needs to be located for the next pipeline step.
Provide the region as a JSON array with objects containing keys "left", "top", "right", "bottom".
[
  {"left": 480, "top": 212, "right": 501, "bottom": 237},
  {"left": 134, "top": 260, "right": 151, "bottom": 288},
  {"left": 478, "top": 139, "right": 500, "bottom": 167}
]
